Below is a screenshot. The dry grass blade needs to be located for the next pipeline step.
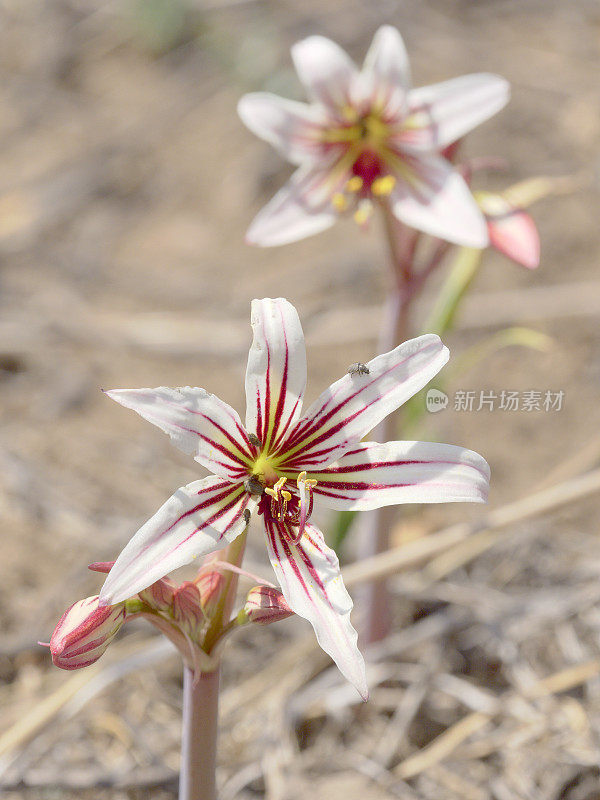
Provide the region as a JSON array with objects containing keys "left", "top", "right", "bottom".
[
  {"left": 0, "top": 637, "right": 174, "bottom": 773},
  {"left": 395, "top": 712, "right": 490, "bottom": 780},
  {"left": 343, "top": 467, "right": 600, "bottom": 589},
  {"left": 394, "top": 659, "right": 600, "bottom": 780}
]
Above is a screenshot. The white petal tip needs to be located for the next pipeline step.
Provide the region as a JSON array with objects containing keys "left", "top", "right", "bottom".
[
  {"left": 244, "top": 232, "right": 260, "bottom": 246},
  {"left": 104, "top": 388, "right": 126, "bottom": 404}
]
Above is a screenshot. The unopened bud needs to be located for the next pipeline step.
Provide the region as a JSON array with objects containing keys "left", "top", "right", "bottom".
[
  {"left": 172, "top": 582, "right": 205, "bottom": 638},
  {"left": 138, "top": 577, "right": 176, "bottom": 612},
  {"left": 50, "top": 595, "right": 126, "bottom": 670},
  {"left": 196, "top": 569, "right": 224, "bottom": 617},
  {"left": 88, "top": 561, "right": 115, "bottom": 574},
  {"left": 243, "top": 586, "right": 293, "bottom": 625}
]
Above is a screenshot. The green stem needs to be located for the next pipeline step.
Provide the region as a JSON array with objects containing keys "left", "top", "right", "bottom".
[
  {"left": 202, "top": 530, "right": 247, "bottom": 654},
  {"left": 423, "top": 247, "right": 483, "bottom": 336}
]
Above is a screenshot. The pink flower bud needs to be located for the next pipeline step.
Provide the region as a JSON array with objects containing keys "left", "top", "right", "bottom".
[
  {"left": 50, "top": 595, "right": 126, "bottom": 670},
  {"left": 172, "top": 581, "right": 205, "bottom": 638},
  {"left": 196, "top": 569, "right": 224, "bottom": 616},
  {"left": 138, "top": 577, "right": 176, "bottom": 612},
  {"left": 243, "top": 586, "right": 293, "bottom": 625},
  {"left": 88, "top": 561, "right": 115, "bottom": 574}
]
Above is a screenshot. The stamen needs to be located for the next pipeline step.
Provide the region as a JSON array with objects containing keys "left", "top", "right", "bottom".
[
  {"left": 264, "top": 477, "right": 287, "bottom": 500},
  {"left": 353, "top": 200, "right": 373, "bottom": 227},
  {"left": 265, "top": 477, "right": 289, "bottom": 521},
  {"left": 371, "top": 175, "right": 396, "bottom": 197},
  {"left": 297, "top": 471, "right": 317, "bottom": 490},
  {"left": 294, "top": 472, "right": 318, "bottom": 542},
  {"left": 332, "top": 192, "right": 348, "bottom": 212},
  {"left": 346, "top": 176, "right": 363, "bottom": 193}
]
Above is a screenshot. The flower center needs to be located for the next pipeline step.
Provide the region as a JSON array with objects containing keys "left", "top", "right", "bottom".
[
  {"left": 251, "top": 452, "right": 279, "bottom": 486},
  {"left": 260, "top": 473, "right": 318, "bottom": 543},
  {"left": 324, "top": 111, "right": 397, "bottom": 224}
]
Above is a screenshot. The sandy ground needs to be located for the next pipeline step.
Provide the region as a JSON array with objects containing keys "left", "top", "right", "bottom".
[{"left": 1, "top": 0, "right": 600, "bottom": 798}]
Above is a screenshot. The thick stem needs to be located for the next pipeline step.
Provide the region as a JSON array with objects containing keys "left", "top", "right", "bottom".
[{"left": 179, "top": 665, "right": 220, "bottom": 800}]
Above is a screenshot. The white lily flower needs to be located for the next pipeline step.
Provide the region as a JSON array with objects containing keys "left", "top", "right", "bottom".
[
  {"left": 238, "top": 26, "right": 509, "bottom": 248},
  {"left": 100, "top": 298, "right": 490, "bottom": 699}
]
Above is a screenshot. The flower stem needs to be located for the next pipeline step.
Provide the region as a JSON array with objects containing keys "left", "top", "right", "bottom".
[
  {"left": 178, "top": 527, "right": 249, "bottom": 799},
  {"left": 357, "top": 289, "right": 409, "bottom": 644},
  {"left": 358, "top": 206, "right": 420, "bottom": 644},
  {"left": 179, "top": 665, "right": 220, "bottom": 800},
  {"left": 202, "top": 530, "right": 247, "bottom": 654}
]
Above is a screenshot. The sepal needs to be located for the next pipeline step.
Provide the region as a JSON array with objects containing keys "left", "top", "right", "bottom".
[
  {"left": 172, "top": 581, "right": 205, "bottom": 639},
  {"left": 196, "top": 565, "right": 225, "bottom": 618},
  {"left": 138, "top": 576, "right": 177, "bottom": 612}
]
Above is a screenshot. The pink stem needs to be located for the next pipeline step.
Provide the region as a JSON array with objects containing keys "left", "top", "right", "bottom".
[
  {"left": 357, "top": 288, "right": 408, "bottom": 644},
  {"left": 179, "top": 665, "right": 220, "bottom": 800},
  {"left": 359, "top": 206, "right": 448, "bottom": 644}
]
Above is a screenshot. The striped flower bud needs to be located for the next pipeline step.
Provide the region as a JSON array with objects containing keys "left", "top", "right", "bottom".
[
  {"left": 196, "top": 568, "right": 224, "bottom": 617},
  {"left": 138, "top": 576, "right": 176, "bottom": 613},
  {"left": 50, "top": 595, "right": 126, "bottom": 670},
  {"left": 172, "top": 581, "right": 205, "bottom": 638},
  {"left": 243, "top": 586, "right": 293, "bottom": 625}
]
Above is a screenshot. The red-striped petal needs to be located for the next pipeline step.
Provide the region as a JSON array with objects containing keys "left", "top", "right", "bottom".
[
  {"left": 401, "top": 73, "right": 510, "bottom": 151},
  {"left": 264, "top": 517, "right": 367, "bottom": 699},
  {"left": 360, "top": 25, "right": 410, "bottom": 118},
  {"left": 105, "top": 387, "right": 253, "bottom": 481},
  {"left": 291, "top": 35, "right": 359, "bottom": 115},
  {"left": 237, "top": 93, "right": 328, "bottom": 166},
  {"left": 310, "top": 441, "right": 490, "bottom": 509},
  {"left": 100, "top": 477, "right": 256, "bottom": 605},
  {"left": 276, "top": 334, "right": 448, "bottom": 471},
  {"left": 388, "top": 154, "right": 489, "bottom": 247},
  {"left": 245, "top": 298, "right": 307, "bottom": 452},
  {"left": 244, "top": 162, "right": 343, "bottom": 247}
]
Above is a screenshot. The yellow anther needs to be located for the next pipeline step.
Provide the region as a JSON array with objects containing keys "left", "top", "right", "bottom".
[
  {"left": 281, "top": 490, "right": 292, "bottom": 502},
  {"left": 332, "top": 192, "right": 348, "bottom": 212},
  {"left": 353, "top": 201, "right": 373, "bottom": 226},
  {"left": 371, "top": 175, "right": 397, "bottom": 197},
  {"left": 264, "top": 476, "right": 287, "bottom": 499},
  {"left": 298, "top": 471, "right": 317, "bottom": 489},
  {"left": 345, "top": 176, "right": 363, "bottom": 193}
]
